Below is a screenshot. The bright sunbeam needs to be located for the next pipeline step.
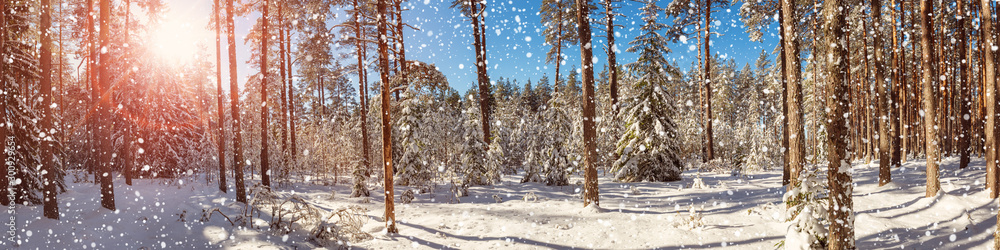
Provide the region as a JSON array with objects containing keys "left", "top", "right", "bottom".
[{"left": 149, "top": 6, "right": 209, "bottom": 64}]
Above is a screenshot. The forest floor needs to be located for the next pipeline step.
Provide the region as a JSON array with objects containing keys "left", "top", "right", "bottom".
[{"left": 11, "top": 156, "right": 1000, "bottom": 249}]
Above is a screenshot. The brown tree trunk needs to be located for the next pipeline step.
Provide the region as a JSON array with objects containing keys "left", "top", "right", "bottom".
[
  {"left": 891, "top": 0, "right": 902, "bottom": 169},
  {"left": 1, "top": 0, "right": 8, "bottom": 206},
  {"left": 287, "top": 27, "right": 297, "bottom": 166},
  {"left": 87, "top": 0, "right": 97, "bottom": 183},
  {"left": 227, "top": 0, "right": 247, "bottom": 203},
  {"left": 98, "top": 0, "right": 115, "bottom": 211},
  {"left": 577, "top": 0, "right": 599, "bottom": 208},
  {"left": 960, "top": 0, "right": 971, "bottom": 169},
  {"left": 984, "top": 0, "right": 998, "bottom": 198},
  {"left": 470, "top": 0, "right": 491, "bottom": 145},
  {"left": 40, "top": 0, "right": 58, "bottom": 219},
  {"left": 779, "top": 4, "right": 790, "bottom": 187},
  {"left": 215, "top": 0, "right": 227, "bottom": 193},
  {"left": 702, "top": 1, "right": 714, "bottom": 163},
  {"left": 377, "top": 0, "right": 398, "bottom": 234},
  {"left": 604, "top": 0, "right": 618, "bottom": 107},
  {"left": 278, "top": 2, "right": 288, "bottom": 170},
  {"left": 395, "top": 0, "right": 407, "bottom": 89},
  {"left": 260, "top": 0, "right": 271, "bottom": 187},
  {"left": 782, "top": 0, "right": 804, "bottom": 189},
  {"left": 825, "top": 0, "right": 854, "bottom": 246},
  {"left": 353, "top": 0, "right": 371, "bottom": 197},
  {"left": 921, "top": 0, "right": 940, "bottom": 198},
  {"left": 875, "top": 0, "right": 892, "bottom": 186}
]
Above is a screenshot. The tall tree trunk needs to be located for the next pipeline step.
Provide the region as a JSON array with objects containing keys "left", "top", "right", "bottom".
[
  {"left": 98, "top": 0, "right": 115, "bottom": 210},
  {"left": 287, "top": 27, "right": 297, "bottom": 166},
  {"left": 604, "top": 0, "right": 618, "bottom": 107},
  {"left": 395, "top": 0, "right": 407, "bottom": 90},
  {"left": 353, "top": 0, "right": 371, "bottom": 197},
  {"left": 87, "top": 0, "right": 97, "bottom": 182},
  {"left": 960, "top": 0, "right": 971, "bottom": 169},
  {"left": 702, "top": 1, "right": 714, "bottom": 163},
  {"left": 782, "top": 0, "right": 804, "bottom": 189},
  {"left": 779, "top": 5, "right": 789, "bottom": 187},
  {"left": 227, "top": 0, "right": 247, "bottom": 203},
  {"left": 470, "top": 0, "right": 491, "bottom": 145},
  {"left": 278, "top": 1, "right": 288, "bottom": 170},
  {"left": 825, "top": 0, "right": 854, "bottom": 246},
  {"left": 577, "top": 0, "right": 599, "bottom": 208},
  {"left": 984, "top": 0, "right": 1000, "bottom": 197},
  {"left": 875, "top": 0, "right": 892, "bottom": 186},
  {"left": 891, "top": 0, "right": 902, "bottom": 168},
  {"left": 921, "top": 0, "right": 940, "bottom": 198},
  {"left": 40, "top": 0, "right": 58, "bottom": 219},
  {"left": 377, "top": 0, "right": 398, "bottom": 234},
  {"left": 260, "top": 0, "right": 271, "bottom": 187},
  {"left": 214, "top": 0, "right": 227, "bottom": 194},
  {"left": 555, "top": 3, "right": 563, "bottom": 90}
]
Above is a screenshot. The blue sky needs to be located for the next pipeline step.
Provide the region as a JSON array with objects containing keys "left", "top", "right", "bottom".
[{"left": 165, "top": 0, "right": 781, "bottom": 94}]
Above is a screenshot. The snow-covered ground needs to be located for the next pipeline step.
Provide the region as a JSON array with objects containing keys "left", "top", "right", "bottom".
[{"left": 8, "top": 156, "right": 999, "bottom": 249}]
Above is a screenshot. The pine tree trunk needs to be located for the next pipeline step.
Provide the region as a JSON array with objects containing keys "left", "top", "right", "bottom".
[
  {"left": 782, "top": 0, "right": 804, "bottom": 188},
  {"left": 470, "top": 0, "right": 491, "bottom": 145},
  {"left": 395, "top": 0, "right": 407, "bottom": 89},
  {"left": 875, "top": 0, "right": 892, "bottom": 186},
  {"left": 98, "top": 0, "right": 115, "bottom": 211},
  {"left": 260, "top": 0, "right": 271, "bottom": 187},
  {"left": 353, "top": 0, "right": 371, "bottom": 197},
  {"left": 87, "top": 0, "right": 97, "bottom": 183},
  {"left": 227, "top": 0, "right": 247, "bottom": 203},
  {"left": 921, "top": 0, "right": 940, "bottom": 198},
  {"left": 215, "top": 0, "right": 228, "bottom": 193},
  {"left": 377, "top": 0, "right": 398, "bottom": 234},
  {"left": 960, "top": 0, "right": 971, "bottom": 169},
  {"left": 605, "top": 0, "right": 618, "bottom": 107},
  {"left": 779, "top": 5, "right": 789, "bottom": 187},
  {"left": 287, "top": 27, "right": 297, "bottom": 166},
  {"left": 40, "top": 0, "right": 58, "bottom": 219},
  {"left": 891, "top": 0, "right": 902, "bottom": 169},
  {"left": 825, "top": 0, "right": 854, "bottom": 246},
  {"left": 278, "top": 2, "right": 288, "bottom": 171},
  {"left": 577, "top": 0, "right": 599, "bottom": 208},
  {"left": 702, "top": 1, "right": 714, "bottom": 163}
]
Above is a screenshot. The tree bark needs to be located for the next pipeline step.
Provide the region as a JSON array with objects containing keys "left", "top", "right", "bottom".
[
  {"left": 287, "top": 27, "right": 297, "bottom": 166},
  {"left": 214, "top": 0, "right": 227, "bottom": 193},
  {"left": 921, "top": 0, "right": 940, "bottom": 198},
  {"left": 702, "top": 1, "right": 714, "bottom": 163},
  {"left": 227, "top": 0, "right": 247, "bottom": 203},
  {"left": 604, "top": 0, "right": 618, "bottom": 107},
  {"left": 875, "top": 0, "right": 892, "bottom": 186},
  {"left": 577, "top": 0, "right": 599, "bottom": 208},
  {"left": 782, "top": 0, "right": 804, "bottom": 189},
  {"left": 470, "top": 0, "right": 491, "bottom": 145},
  {"left": 825, "top": 0, "right": 854, "bottom": 246},
  {"left": 98, "top": 0, "right": 115, "bottom": 211},
  {"left": 960, "top": 0, "right": 971, "bottom": 169},
  {"left": 354, "top": 0, "right": 372, "bottom": 193},
  {"left": 779, "top": 5, "right": 789, "bottom": 187},
  {"left": 40, "top": 0, "right": 58, "bottom": 219},
  {"left": 377, "top": 0, "right": 398, "bottom": 234},
  {"left": 278, "top": 1, "right": 288, "bottom": 171},
  {"left": 260, "top": 0, "right": 271, "bottom": 187},
  {"left": 891, "top": 0, "right": 902, "bottom": 169}
]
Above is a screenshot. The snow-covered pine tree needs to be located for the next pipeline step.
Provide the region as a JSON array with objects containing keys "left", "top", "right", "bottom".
[
  {"left": 394, "top": 88, "right": 430, "bottom": 186},
  {"left": 540, "top": 91, "right": 573, "bottom": 186},
  {"left": 460, "top": 95, "right": 491, "bottom": 186},
  {"left": 612, "top": 0, "right": 683, "bottom": 182}
]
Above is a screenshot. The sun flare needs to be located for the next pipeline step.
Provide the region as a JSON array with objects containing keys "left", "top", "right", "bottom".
[{"left": 150, "top": 15, "right": 208, "bottom": 64}]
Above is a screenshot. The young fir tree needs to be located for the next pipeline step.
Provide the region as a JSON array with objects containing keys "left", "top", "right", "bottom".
[
  {"left": 541, "top": 92, "right": 574, "bottom": 186},
  {"left": 460, "top": 95, "right": 491, "bottom": 186},
  {"left": 613, "top": 0, "right": 683, "bottom": 182},
  {"left": 394, "top": 87, "right": 431, "bottom": 186}
]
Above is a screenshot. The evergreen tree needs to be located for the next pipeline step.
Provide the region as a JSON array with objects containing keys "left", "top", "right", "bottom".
[
  {"left": 460, "top": 95, "right": 492, "bottom": 185},
  {"left": 613, "top": 0, "right": 683, "bottom": 182}
]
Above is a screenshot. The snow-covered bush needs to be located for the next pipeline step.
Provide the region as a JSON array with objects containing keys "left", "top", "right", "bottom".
[
  {"left": 312, "top": 206, "right": 372, "bottom": 246},
  {"left": 611, "top": 83, "right": 683, "bottom": 182},
  {"left": 781, "top": 169, "right": 829, "bottom": 250}
]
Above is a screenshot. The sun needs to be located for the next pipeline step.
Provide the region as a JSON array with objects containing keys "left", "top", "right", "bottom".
[{"left": 150, "top": 13, "right": 209, "bottom": 64}]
